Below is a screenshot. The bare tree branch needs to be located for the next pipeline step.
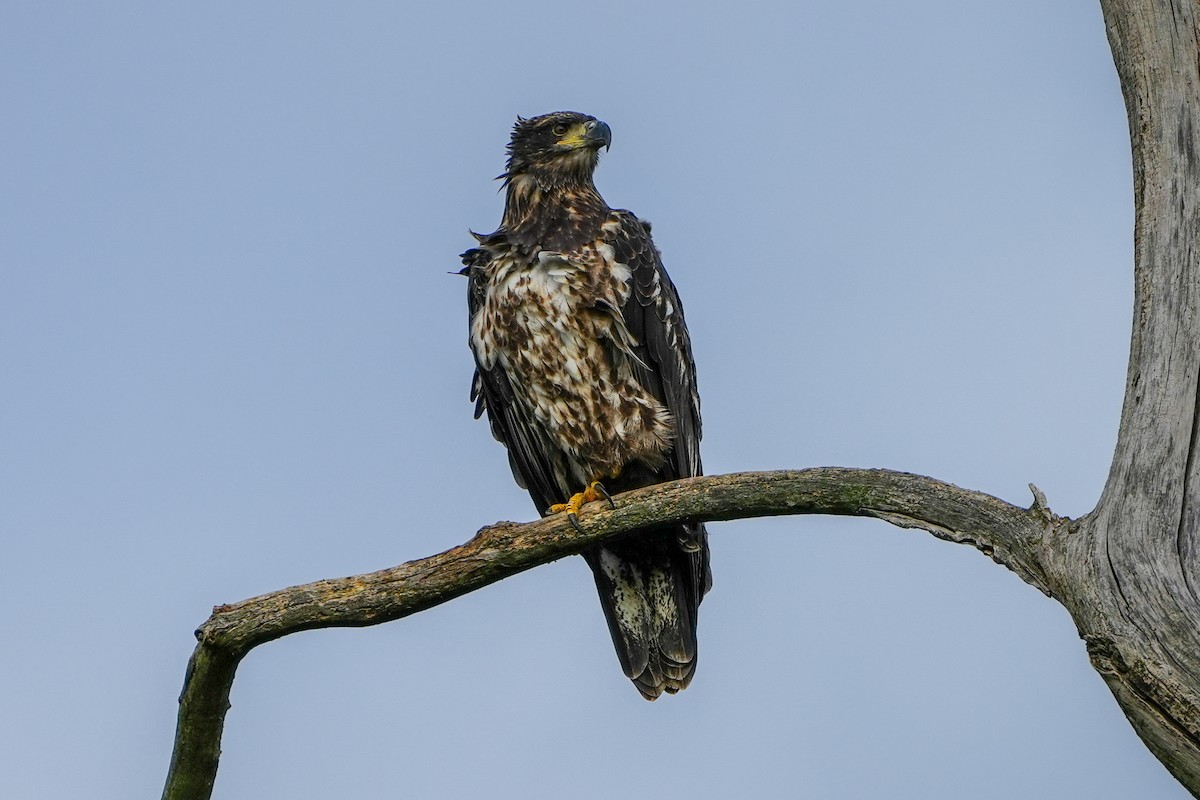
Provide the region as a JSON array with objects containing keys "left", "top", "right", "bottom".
[{"left": 161, "top": 467, "right": 1055, "bottom": 800}]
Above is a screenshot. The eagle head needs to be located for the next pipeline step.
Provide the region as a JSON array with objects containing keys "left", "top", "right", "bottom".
[{"left": 504, "top": 111, "right": 613, "bottom": 188}]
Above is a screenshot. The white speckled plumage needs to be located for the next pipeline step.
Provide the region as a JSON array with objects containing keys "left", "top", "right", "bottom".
[{"left": 470, "top": 242, "right": 672, "bottom": 488}]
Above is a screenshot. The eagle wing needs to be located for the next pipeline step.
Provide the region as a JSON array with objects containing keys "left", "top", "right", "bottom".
[
  {"left": 591, "top": 211, "right": 712, "bottom": 697},
  {"left": 464, "top": 243, "right": 563, "bottom": 514},
  {"left": 608, "top": 211, "right": 702, "bottom": 485}
]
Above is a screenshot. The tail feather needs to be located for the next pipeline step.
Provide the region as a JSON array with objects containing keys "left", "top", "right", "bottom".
[{"left": 585, "top": 524, "right": 710, "bottom": 700}]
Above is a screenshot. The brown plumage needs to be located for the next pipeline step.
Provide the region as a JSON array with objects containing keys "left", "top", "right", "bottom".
[{"left": 462, "top": 111, "right": 710, "bottom": 699}]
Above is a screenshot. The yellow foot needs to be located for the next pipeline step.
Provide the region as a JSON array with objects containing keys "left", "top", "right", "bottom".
[{"left": 549, "top": 480, "right": 616, "bottom": 532}]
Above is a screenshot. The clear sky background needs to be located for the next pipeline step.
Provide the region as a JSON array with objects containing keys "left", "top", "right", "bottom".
[{"left": 2, "top": 1, "right": 1186, "bottom": 798}]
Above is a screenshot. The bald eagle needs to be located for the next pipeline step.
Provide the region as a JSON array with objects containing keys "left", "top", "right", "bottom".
[{"left": 461, "top": 111, "right": 710, "bottom": 699}]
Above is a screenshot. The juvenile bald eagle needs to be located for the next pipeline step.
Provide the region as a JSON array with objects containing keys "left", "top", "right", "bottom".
[{"left": 462, "top": 111, "right": 710, "bottom": 700}]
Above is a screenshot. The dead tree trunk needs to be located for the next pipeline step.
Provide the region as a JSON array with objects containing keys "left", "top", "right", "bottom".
[
  {"left": 161, "top": 0, "right": 1200, "bottom": 796},
  {"left": 1044, "top": 0, "right": 1200, "bottom": 789}
]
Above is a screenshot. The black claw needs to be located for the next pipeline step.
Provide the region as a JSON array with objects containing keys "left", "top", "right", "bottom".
[
  {"left": 594, "top": 482, "right": 616, "bottom": 510},
  {"left": 567, "top": 512, "right": 585, "bottom": 535}
]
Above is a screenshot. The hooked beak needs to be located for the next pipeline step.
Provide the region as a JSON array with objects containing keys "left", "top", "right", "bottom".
[{"left": 585, "top": 119, "right": 612, "bottom": 151}]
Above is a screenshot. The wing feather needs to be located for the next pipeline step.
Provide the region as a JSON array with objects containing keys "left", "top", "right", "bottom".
[
  {"left": 464, "top": 246, "right": 562, "bottom": 513},
  {"left": 607, "top": 212, "right": 703, "bottom": 483},
  {"left": 605, "top": 211, "right": 712, "bottom": 599}
]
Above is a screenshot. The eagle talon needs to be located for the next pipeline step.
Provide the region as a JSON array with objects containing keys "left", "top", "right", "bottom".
[
  {"left": 549, "top": 480, "right": 612, "bottom": 527},
  {"left": 593, "top": 482, "right": 616, "bottom": 510},
  {"left": 548, "top": 502, "right": 587, "bottom": 533}
]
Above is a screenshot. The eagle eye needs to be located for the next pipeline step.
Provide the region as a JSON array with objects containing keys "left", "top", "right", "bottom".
[{"left": 551, "top": 123, "right": 569, "bottom": 136}]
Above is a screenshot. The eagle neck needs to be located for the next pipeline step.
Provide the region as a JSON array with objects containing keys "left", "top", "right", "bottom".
[{"left": 501, "top": 175, "right": 609, "bottom": 253}]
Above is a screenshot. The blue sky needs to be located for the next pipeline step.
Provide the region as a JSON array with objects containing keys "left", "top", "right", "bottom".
[{"left": 2, "top": 2, "right": 1186, "bottom": 798}]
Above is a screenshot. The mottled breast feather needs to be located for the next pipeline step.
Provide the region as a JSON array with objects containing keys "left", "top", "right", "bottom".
[{"left": 467, "top": 220, "right": 676, "bottom": 495}]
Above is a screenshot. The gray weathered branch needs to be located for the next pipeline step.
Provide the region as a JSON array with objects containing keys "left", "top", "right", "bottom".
[{"left": 161, "top": 467, "right": 1057, "bottom": 800}]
